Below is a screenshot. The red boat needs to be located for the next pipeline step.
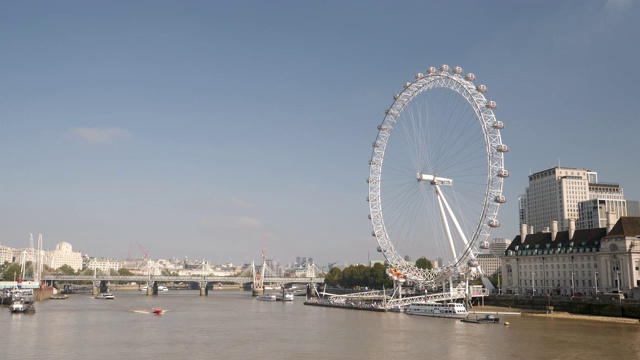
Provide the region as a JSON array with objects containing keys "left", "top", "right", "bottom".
[{"left": 152, "top": 307, "right": 163, "bottom": 315}]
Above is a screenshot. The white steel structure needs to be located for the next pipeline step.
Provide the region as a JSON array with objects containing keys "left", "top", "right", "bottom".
[{"left": 368, "top": 65, "right": 507, "bottom": 284}]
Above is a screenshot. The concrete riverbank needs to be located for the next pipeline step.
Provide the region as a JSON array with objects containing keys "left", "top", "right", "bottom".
[{"left": 472, "top": 305, "right": 640, "bottom": 325}]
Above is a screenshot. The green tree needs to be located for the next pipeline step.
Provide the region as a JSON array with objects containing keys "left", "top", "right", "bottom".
[
  {"left": 368, "top": 263, "right": 393, "bottom": 289},
  {"left": 56, "top": 264, "right": 77, "bottom": 275},
  {"left": 1, "top": 263, "right": 22, "bottom": 281},
  {"left": 415, "top": 257, "right": 433, "bottom": 270},
  {"left": 118, "top": 268, "right": 134, "bottom": 276},
  {"left": 324, "top": 267, "right": 342, "bottom": 287}
]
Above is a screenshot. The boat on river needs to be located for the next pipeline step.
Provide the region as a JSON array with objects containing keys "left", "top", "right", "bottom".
[
  {"left": 257, "top": 294, "right": 277, "bottom": 301},
  {"left": 276, "top": 293, "right": 294, "bottom": 302},
  {"left": 10, "top": 299, "right": 36, "bottom": 314},
  {"left": 152, "top": 307, "right": 163, "bottom": 315},
  {"left": 95, "top": 292, "right": 115, "bottom": 300},
  {"left": 460, "top": 314, "right": 500, "bottom": 324},
  {"left": 406, "top": 302, "right": 468, "bottom": 318}
]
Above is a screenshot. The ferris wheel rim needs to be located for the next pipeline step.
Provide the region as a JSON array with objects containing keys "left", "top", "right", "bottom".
[{"left": 368, "top": 66, "right": 506, "bottom": 283}]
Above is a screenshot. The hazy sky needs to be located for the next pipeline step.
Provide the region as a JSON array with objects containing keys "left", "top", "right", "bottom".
[{"left": 1, "top": 0, "right": 638, "bottom": 267}]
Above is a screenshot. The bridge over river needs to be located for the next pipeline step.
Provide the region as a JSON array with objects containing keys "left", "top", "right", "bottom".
[{"left": 42, "top": 274, "right": 325, "bottom": 296}]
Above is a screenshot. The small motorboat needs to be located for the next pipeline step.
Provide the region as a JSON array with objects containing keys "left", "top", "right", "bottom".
[
  {"left": 95, "top": 292, "right": 115, "bottom": 300},
  {"left": 460, "top": 314, "right": 500, "bottom": 324},
  {"left": 256, "top": 294, "right": 277, "bottom": 301},
  {"left": 276, "top": 293, "right": 294, "bottom": 302},
  {"left": 10, "top": 299, "right": 36, "bottom": 314},
  {"left": 152, "top": 307, "right": 163, "bottom": 315}
]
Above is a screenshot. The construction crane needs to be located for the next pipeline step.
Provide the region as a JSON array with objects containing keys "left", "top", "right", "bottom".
[{"left": 137, "top": 242, "right": 149, "bottom": 260}]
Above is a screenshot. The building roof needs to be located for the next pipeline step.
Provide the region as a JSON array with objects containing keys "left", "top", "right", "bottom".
[
  {"left": 604, "top": 216, "right": 640, "bottom": 237},
  {"left": 505, "top": 217, "right": 640, "bottom": 256},
  {"left": 505, "top": 227, "right": 606, "bottom": 256}
]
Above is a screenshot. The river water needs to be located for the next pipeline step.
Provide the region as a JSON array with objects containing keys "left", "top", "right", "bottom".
[{"left": 4, "top": 290, "right": 640, "bottom": 360}]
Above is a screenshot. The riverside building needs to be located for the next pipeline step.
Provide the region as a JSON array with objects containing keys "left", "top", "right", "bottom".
[{"left": 501, "top": 216, "right": 640, "bottom": 299}]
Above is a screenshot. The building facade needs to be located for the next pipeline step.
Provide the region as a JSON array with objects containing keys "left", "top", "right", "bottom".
[{"left": 501, "top": 217, "right": 640, "bottom": 298}]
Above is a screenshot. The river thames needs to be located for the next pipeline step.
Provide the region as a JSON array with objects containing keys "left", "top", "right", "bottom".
[{"left": 4, "top": 290, "right": 640, "bottom": 360}]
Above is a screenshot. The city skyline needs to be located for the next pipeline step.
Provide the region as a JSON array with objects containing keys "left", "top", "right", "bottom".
[{"left": 2, "top": 1, "right": 639, "bottom": 266}]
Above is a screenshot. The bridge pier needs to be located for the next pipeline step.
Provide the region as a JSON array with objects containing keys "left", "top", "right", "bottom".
[
  {"left": 92, "top": 280, "right": 100, "bottom": 295},
  {"left": 252, "top": 287, "right": 264, "bottom": 296},
  {"left": 146, "top": 282, "right": 155, "bottom": 296},
  {"left": 199, "top": 282, "right": 208, "bottom": 296}
]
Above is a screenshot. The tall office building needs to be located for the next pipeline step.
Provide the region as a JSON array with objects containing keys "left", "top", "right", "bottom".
[
  {"left": 525, "top": 167, "right": 591, "bottom": 232},
  {"left": 524, "top": 166, "right": 630, "bottom": 232},
  {"left": 577, "top": 198, "right": 627, "bottom": 229}
]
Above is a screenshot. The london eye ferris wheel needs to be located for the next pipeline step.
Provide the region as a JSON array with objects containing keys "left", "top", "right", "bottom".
[{"left": 367, "top": 64, "right": 508, "bottom": 284}]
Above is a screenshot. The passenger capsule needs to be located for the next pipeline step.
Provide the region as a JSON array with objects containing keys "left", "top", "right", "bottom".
[
  {"left": 378, "top": 124, "right": 388, "bottom": 131},
  {"left": 377, "top": 246, "right": 382, "bottom": 252},
  {"left": 492, "top": 120, "right": 504, "bottom": 129},
  {"left": 404, "top": 82, "right": 412, "bottom": 88},
  {"left": 467, "top": 259, "right": 479, "bottom": 267},
  {"left": 496, "top": 144, "right": 509, "bottom": 152},
  {"left": 488, "top": 219, "right": 500, "bottom": 228},
  {"left": 497, "top": 169, "right": 510, "bottom": 178},
  {"left": 368, "top": 214, "right": 372, "bottom": 219},
  {"left": 371, "top": 231, "right": 376, "bottom": 236},
  {"left": 486, "top": 100, "right": 497, "bottom": 109},
  {"left": 452, "top": 66, "right": 463, "bottom": 74},
  {"left": 440, "top": 64, "right": 449, "bottom": 72},
  {"left": 476, "top": 84, "right": 488, "bottom": 93},
  {"left": 480, "top": 241, "right": 491, "bottom": 249},
  {"left": 494, "top": 195, "right": 507, "bottom": 203},
  {"left": 427, "top": 66, "right": 437, "bottom": 74},
  {"left": 415, "top": 73, "right": 424, "bottom": 79},
  {"left": 393, "top": 94, "right": 400, "bottom": 100},
  {"left": 465, "top": 73, "right": 476, "bottom": 81},
  {"left": 366, "top": 196, "right": 370, "bottom": 202}
]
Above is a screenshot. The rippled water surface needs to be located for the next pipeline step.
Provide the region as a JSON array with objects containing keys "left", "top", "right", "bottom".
[{"left": 4, "top": 290, "right": 640, "bottom": 360}]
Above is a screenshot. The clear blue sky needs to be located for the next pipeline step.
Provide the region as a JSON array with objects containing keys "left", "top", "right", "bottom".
[{"left": 1, "top": 0, "right": 638, "bottom": 267}]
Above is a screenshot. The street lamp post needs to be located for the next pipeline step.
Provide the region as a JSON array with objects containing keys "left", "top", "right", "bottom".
[
  {"left": 595, "top": 271, "right": 598, "bottom": 294},
  {"left": 532, "top": 272, "right": 535, "bottom": 295},
  {"left": 616, "top": 271, "right": 621, "bottom": 293},
  {"left": 571, "top": 272, "right": 575, "bottom": 297}
]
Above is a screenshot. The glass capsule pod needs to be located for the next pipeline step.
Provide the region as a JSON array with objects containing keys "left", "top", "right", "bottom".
[
  {"left": 496, "top": 144, "right": 509, "bottom": 152},
  {"left": 494, "top": 195, "right": 507, "bottom": 203}
]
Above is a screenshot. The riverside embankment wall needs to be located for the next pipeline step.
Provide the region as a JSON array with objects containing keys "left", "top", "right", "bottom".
[{"left": 483, "top": 294, "right": 640, "bottom": 319}]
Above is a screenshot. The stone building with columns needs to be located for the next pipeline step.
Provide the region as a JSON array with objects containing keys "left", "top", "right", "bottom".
[{"left": 501, "top": 216, "right": 640, "bottom": 299}]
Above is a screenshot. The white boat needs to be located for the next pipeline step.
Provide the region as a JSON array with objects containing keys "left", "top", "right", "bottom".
[
  {"left": 276, "top": 293, "right": 294, "bottom": 302},
  {"left": 95, "top": 292, "right": 115, "bottom": 300},
  {"left": 10, "top": 299, "right": 36, "bottom": 313},
  {"left": 140, "top": 285, "right": 168, "bottom": 291},
  {"left": 256, "top": 294, "right": 277, "bottom": 301},
  {"left": 406, "top": 302, "right": 468, "bottom": 318}
]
